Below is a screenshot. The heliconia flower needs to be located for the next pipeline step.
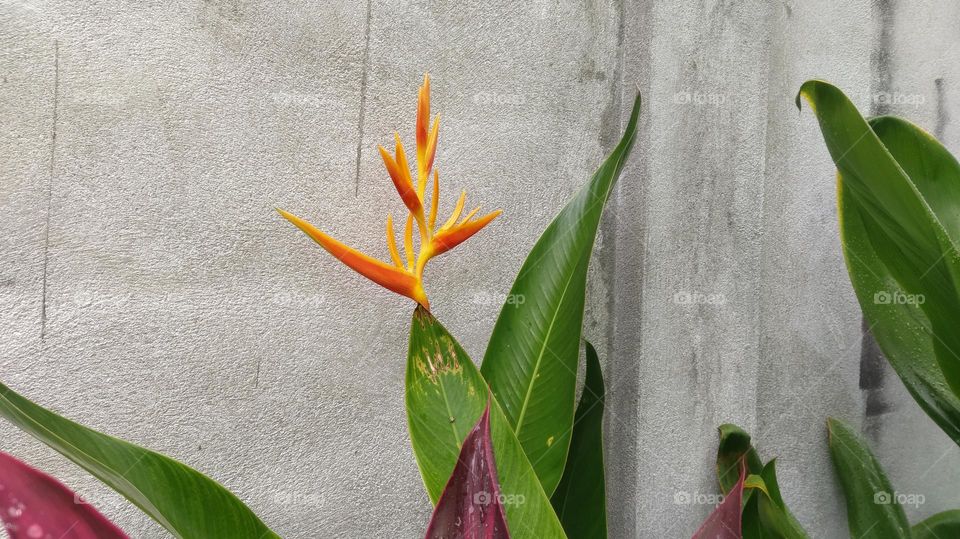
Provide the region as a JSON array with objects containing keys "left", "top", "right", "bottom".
[{"left": 278, "top": 74, "right": 501, "bottom": 310}]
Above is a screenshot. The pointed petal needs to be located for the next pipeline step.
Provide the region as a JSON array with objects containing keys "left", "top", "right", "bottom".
[
  {"left": 416, "top": 75, "right": 436, "bottom": 196},
  {"left": 439, "top": 191, "right": 467, "bottom": 232},
  {"left": 404, "top": 213, "right": 415, "bottom": 270},
  {"left": 417, "top": 74, "right": 430, "bottom": 153},
  {"left": 428, "top": 169, "right": 440, "bottom": 231},
  {"left": 431, "top": 209, "right": 501, "bottom": 257},
  {"left": 379, "top": 144, "right": 424, "bottom": 221},
  {"left": 278, "top": 209, "right": 422, "bottom": 302},
  {"left": 459, "top": 206, "right": 480, "bottom": 225},
  {"left": 386, "top": 214, "right": 404, "bottom": 268},
  {"left": 393, "top": 134, "right": 417, "bottom": 200},
  {"left": 426, "top": 115, "right": 440, "bottom": 174}
]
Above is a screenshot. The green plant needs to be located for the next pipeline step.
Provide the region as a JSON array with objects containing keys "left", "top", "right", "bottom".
[
  {"left": 799, "top": 80, "right": 960, "bottom": 445},
  {"left": 710, "top": 420, "right": 960, "bottom": 539},
  {"left": 0, "top": 76, "right": 651, "bottom": 538},
  {"left": 800, "top": 81, "right": 960, "bottom": 539},
  {"left": 714, "top": 424, "right": 808, "bottom": 538}
]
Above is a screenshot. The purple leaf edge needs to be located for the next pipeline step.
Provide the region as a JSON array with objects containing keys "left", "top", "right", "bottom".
[
  {"left": 424, "top": 401, "right": 510, "bottom": 539},
  {"left": 0, "top": 451, "right": 129, "bottom": 539},
  {"left": 691, "top": 456, "right": 746, "bottom": 539}
]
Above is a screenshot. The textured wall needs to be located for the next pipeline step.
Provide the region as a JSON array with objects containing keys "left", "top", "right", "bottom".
[{"left": 1, "top": 0, "right": 959, "bottom": 537}]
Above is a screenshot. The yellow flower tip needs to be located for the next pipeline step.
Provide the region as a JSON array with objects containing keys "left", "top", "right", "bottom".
[
  {"left": 417, "top": 74, "right": 431, "bottom": 150},
  {"left": 430, "top": 208, "right": 502, "bottom": 257},
  {"left": 426, "top": 115, "right": 440, "bottom": 172}
]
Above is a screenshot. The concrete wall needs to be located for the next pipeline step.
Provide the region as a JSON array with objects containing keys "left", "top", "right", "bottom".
[{"left": 1, "top": 0, "right": 959, "bottom": 537}]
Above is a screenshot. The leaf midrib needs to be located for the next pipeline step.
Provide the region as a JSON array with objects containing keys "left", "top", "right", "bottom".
[{"left": 514, "top": 270, "right": 577, "bottom": 438}]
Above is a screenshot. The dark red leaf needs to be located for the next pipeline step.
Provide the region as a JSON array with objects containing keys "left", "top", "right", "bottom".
[
  {"left": 0, "top": 451, "right": 129, "bottom": 539},
  {"left": 691, "top": 457, "right": 745, "bottom": 539},
  {"left": 424, "top": 402, "right": 510, "bottom": 539}
]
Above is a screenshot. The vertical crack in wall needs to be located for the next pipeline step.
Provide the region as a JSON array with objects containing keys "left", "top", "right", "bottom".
[
  {"left": 861, "top": 0, "right": 896, "bottom": 438},
  {"left": 353, "top": 0, "right": 373, "bottom": 196},
  {"left": 40, "top": 39, "right": 59, "bottom": 340}
]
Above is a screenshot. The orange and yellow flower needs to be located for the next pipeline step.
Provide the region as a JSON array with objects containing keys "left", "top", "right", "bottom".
[{"left": 278, "top": 75, "right": 500, "bottom": 310}]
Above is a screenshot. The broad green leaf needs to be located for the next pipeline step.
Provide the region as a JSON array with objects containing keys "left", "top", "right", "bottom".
[
  {"left": 839, "top": 175, "right": 960, "bottom": 444},
  {"left": 425, "top": 403, "right": 510, "bottom": 539},
  {"left": 550, "top": 341, "right": 607, "bottom": 539},
  {"left": 799, "top": 80, "right": 960, "bottom": 401},
  {"left": 406, "top": 307, "right": 487, "bottom": 502},
  {"left": 481, "top": 92, "right": 641, "bottom": 495},
  {"left": 405, "top": 307, "right": 567, "bottom": 539},
  {"left": 0, "top": 382, "right": 278, "bottom": 539},
  {"left": 804, "top": 80, "right": 960, "bottom": 443},
  {"left": 826, "top": 418, "right": 910, "bottom": 539},
  {"left": 913, "top": 509, "right": 960, "bottom": 539}
]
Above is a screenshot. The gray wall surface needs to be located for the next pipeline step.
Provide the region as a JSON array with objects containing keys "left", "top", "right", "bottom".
[{"left": 2, "top": 0, "right": 959, "bottom": 537}]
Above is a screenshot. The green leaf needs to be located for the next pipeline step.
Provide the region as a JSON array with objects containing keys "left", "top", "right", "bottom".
[
  {"left": 405, "top": 306, "right": 567, "bottom": 539},
  {"left": 826, "top": 417, "right": 910, "bottom": 539},
  {"left": 550, "top": 341, "right": 607, "bottom": 539},
  {"left": 839, "top": 174, "right": 960, "bottom": 444},
  {"left": 912, "top": 509, "right": 960, "bottom": 539},
  {"left": 716, "top": 424, "right": 763, "bottom": 495},
  {"left": 799, "top": 80, "right": 960, "bottom": 405},
  {"left": 801, "top": 80, "right": 960, "bottom": 444},
  {"left": 405, "top": 307, "right": 487, "bottom": 503},
  {"left": 0, "top": 382, "right": 278, "bottom": 539},
  {"left": 754, "top": 461, "right": 809, "bottom": 539},
  {"left": 715, "top": 426, "right": 808, "bottom": 539},
  {"left": 480, "top": 92, "right": 641, "bottom": 495}
]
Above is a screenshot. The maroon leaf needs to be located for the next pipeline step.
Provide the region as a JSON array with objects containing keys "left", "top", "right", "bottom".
[
  {"left": 691, "top": 457, "right": 745, "bottom": 539},
  {"left": 0, "top": 451, "right": 129, "bottom": 539},
  {"left": 425, "top": 401, "right": 510, "bottom": 539}
]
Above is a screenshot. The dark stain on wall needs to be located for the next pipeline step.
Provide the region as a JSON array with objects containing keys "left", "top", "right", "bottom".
[
  {"left": 870, "top": 0, "right": 895, "bottom": 117},
  {"left": 861, "top": 0, "right": 897, "bottom": 438},
  {"left": 935, "top": 77, "right": 949, "bottom": 139}
]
